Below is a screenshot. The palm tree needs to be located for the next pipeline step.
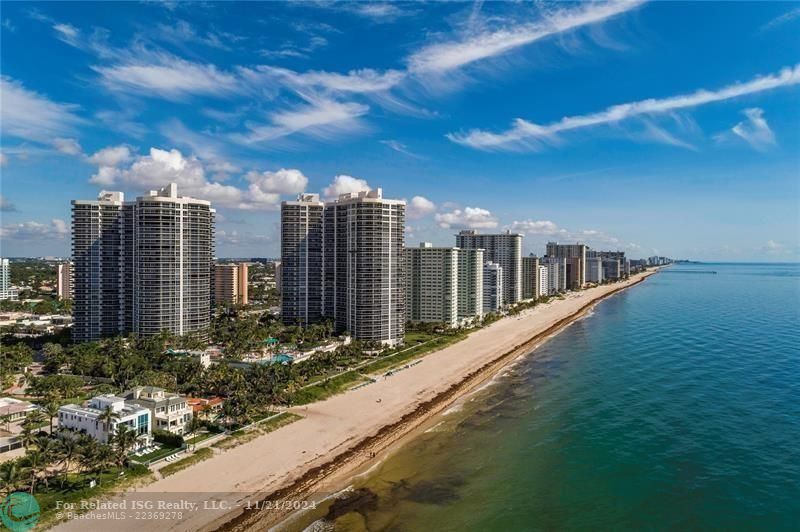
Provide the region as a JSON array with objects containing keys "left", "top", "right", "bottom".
[
  {"left": 0, "top": 461, "right": 25, "bottom": 496},
  {"left": 18, "top": 423, "right": 38, "bottom": 451},
  {"left": 25, "top": 449, "right": 43, "bottom": 494},
  {"left": 58, "top": 436, "right": 78, "bottom": 488},
  {"left": 44, "top": 401, "right": 60, "bottom": 434},
  {"left": 97, "top": 405, "right": 120, "bottom": 433},
  {"left": 111, "top": 425, "right": 138, "bottom": 468},
  {"left": 36, "top": 436, "right": 59, "bottom": 490},
  {"left": 185, "top": 416, "right": 203, "bottom": 451}
]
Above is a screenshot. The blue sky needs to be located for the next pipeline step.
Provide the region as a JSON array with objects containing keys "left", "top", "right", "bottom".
[{"left": 1, "top": 1, "right": 798, "bottom": 261}]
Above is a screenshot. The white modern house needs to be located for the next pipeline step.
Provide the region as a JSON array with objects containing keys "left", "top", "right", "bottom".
[{"left": 58, "top": 395, "right": 152, "bottom": 449}]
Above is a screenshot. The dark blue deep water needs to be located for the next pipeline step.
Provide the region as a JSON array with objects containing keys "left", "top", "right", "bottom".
[{"left": 299, "top": 264, "right": 800, "bottom": 531}]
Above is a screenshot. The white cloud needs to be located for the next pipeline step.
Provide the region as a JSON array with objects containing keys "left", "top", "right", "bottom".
[
  {"left": 0, "top": 195, "right": 17, "bottom": 212},
  {"left": 52, "top": 137, "right": 83, "bottom": 156},
  {"left": 159, "top": 119, "right": 240, "bottom": 179},
  {"left": 435, "top": 207, "right": 498, "bottom": 229},
  {"left": 406, "top": 196, "right": 436, "bottom": 219},
  {"left": 345, "top": 3, "right": 414, "bottom": 23},
  {"left": 255, "top": 66, "right": 405, "bottom": 94},
  {"left": 731, "top": 108, "right": 776, "bottom": 151},
  {"left": 760, "top": 7, "right": 800, "bottom": 32},
  {"left": 380, "top": 139, "right": 422, "bottom": 158},
  {"left": 86, "top": 146, "right": 310, "bottom": 210},
  {"left": 88, "top": 145, "right": 133, "bottom": 185},
  {"left": 53, "top": 23, "right": 80, "bottom": 47},
  {"left": 406, "top": 0, "right": 642, "bottom": 75},
  {"left": 322, "top": 175, "right": 371, "bottom": 200},
  {"left": 449, "top": 63, "right": 800, "bottom": 151},
  {"left": 0, "top": 76, "right": 85, "bottom": 143},
  {"left": 89, "top": 145, "right": 133, "bottom": 167},
  {"left": 245, "top": 168, "right": 309, "bottom": 207},
  {"left": 508, "top": 219, "right": 566, "bottom": 235},
  {"left": 0, "top": 219, "right": 69, "bottom": 240},
  {"left": 95, "top": 53, "right": 239, "bottom": 99},
  {"left": 234, "top": 97, "right": 369, "bottom": 144}
]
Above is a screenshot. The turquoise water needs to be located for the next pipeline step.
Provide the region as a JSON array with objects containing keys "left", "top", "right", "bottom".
[{"left": 296, "top": 264, "right": 800, "bottom": 531}]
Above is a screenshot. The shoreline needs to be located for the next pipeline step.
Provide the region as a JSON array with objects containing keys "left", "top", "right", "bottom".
[
  {"left": 215, "top": 270, "right": 659, "bottom": 532},
  {"left": 51, "top": 270, "right": 658, "bottom": 532}
]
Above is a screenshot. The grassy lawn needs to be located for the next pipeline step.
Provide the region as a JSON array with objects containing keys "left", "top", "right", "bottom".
[
  {"left": 212, "top": 412, "right": 301, "bottom": 450},
  {"left": 131, "top": 444, "right": 181, "bottom": 463},
  {"left": 291, "top": 371, "right": 366, "bottom": 405},
  {"left": 35, "top": 464, "right": 153, "bottom": 528},
  {"left": 160, "top": 448, "right": 213, "bottom": 477},
  {"left": 185, "top": 431, "right": 216, "bottom": 445},
  {"left": 362, "top": 332, "right": 468, "bottom": 375}
]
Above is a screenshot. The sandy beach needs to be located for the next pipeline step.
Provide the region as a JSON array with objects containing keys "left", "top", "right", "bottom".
[{"left": 52, "top": 270, "right": 658, "bottom": 532}]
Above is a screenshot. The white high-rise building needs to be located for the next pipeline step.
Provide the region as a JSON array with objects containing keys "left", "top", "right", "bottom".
[
  {"left": 323, "top": 189, "right": 405, "bottom": 346},
  {"left": 483, "top": 261, "right": 503, "bottom": 313},
  {"left": 405, "top": 243, "right": 458, "bottom": 327},
  {"left": 537, "top": 265, "right": 549, "bottom": 298},
  {"left": 456, "top": 231, "right": 522, "bottom": 306},
  {"left": 72, "top": 184, "right": 215, "bottom": 342},
  {"left": 541, "top": 256, "right": 566, "bottom": 294},
  {"left": 0, "top": 258, "right": 16, "bottom": 301}
]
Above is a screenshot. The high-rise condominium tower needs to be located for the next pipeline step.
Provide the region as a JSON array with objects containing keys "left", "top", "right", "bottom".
[
  {"left": 521, "top": 255, "right": 540, "bottom": 300},
  {"left": 214, "top": 263, "right": 249, "bottom": 306},
  {"left": 405, "top": 243, "right": 458, "bottom": 328},
  {"left": 545, "top": 242, "right": 588, "bottom": 289},
  {"left": 57, "top": 262, "right": 72, "bottom": 300},
  {"left": 72, "top": 191, "right": 134, "bottom": 341},
  {"left": 456, "top": 230, "right": 522, "bottom": 305},
  {"left": 323, "top": 189, "right": 405, "bottom": 346},
  {"left": 280, "top": 194, "right": 324, "bottom": 325},
  {"left": 483, "top": 261, "right": 503, "bottom": 312},
  {"left": 457, "top": 248, "right": 484, "bottom": 321},
  {"left": 72, "top": 184, "right": 214, "bottom": 342}
]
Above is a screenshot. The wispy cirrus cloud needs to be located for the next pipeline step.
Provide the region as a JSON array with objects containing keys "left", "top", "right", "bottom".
[
  {"left": 730, "top": 108, "right": 776, "bottom": 151},
  {"left": 380, "top": 139, "right": 423, "bottom": 158},
  {"left": 448, "top": 63, "right": 800, "bottom": 151},
  {"left": 232, "top": 96, "right": 370, "bottom": 145},
  {"left": 759, "top": 7, "right": 800, "bottom": 32},
  {"left": 406, "top": 0, "right": 643, "bottom": 76},
  {"left": 0, "top": 76, "right": 86, "bottom": 143},
  {"left": 94, "top": 53, "right": 240, "bottom": 100}
]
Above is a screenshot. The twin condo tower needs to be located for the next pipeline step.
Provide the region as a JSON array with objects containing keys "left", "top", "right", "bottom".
[{"left": 281, "top": 189, "right": 406, "bottom": 346}]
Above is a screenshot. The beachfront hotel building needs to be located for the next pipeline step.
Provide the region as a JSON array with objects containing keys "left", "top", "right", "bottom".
[
  {"left": 214, "top": 262, "right": 249, "bottom": 306},
  {"left": 522, "top": 254, "right": 540, "bottom": 300},
  {"left": 57, "top": 262, "right": 72, "bottom": 300},
  {"left": 322, "top": 189, "right": 406, "bottom": 346},
  {"left": 456, "top": 230, "right": 522, "bottom": 305},
  {"left": 586, "top": 256, "right": 604, "bottom": 284},
  {"left": 280, "top": 194, "right": 324, "bottom": 325},
  {"left": 405, "top": 243, "right": 459, "bottom": 327},
  {"left": 457, "top": 248, "right": 484, "bottom": 321},
  {"left": 483, "top": 261, "right": 503, "bottom": 313},
  {"left": 71, "top": 184, "right": 215, "bottom": 342},
  {"left": 58, "top": 395, "right": 152, "bottom": 450},
  {"left": 546, "top": 242, "right": 588, "bottom": 289}
]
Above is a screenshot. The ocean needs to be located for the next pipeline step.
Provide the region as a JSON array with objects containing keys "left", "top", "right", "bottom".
[{"left": 293, "top": 263, "right": 800, "bottom": 531}]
